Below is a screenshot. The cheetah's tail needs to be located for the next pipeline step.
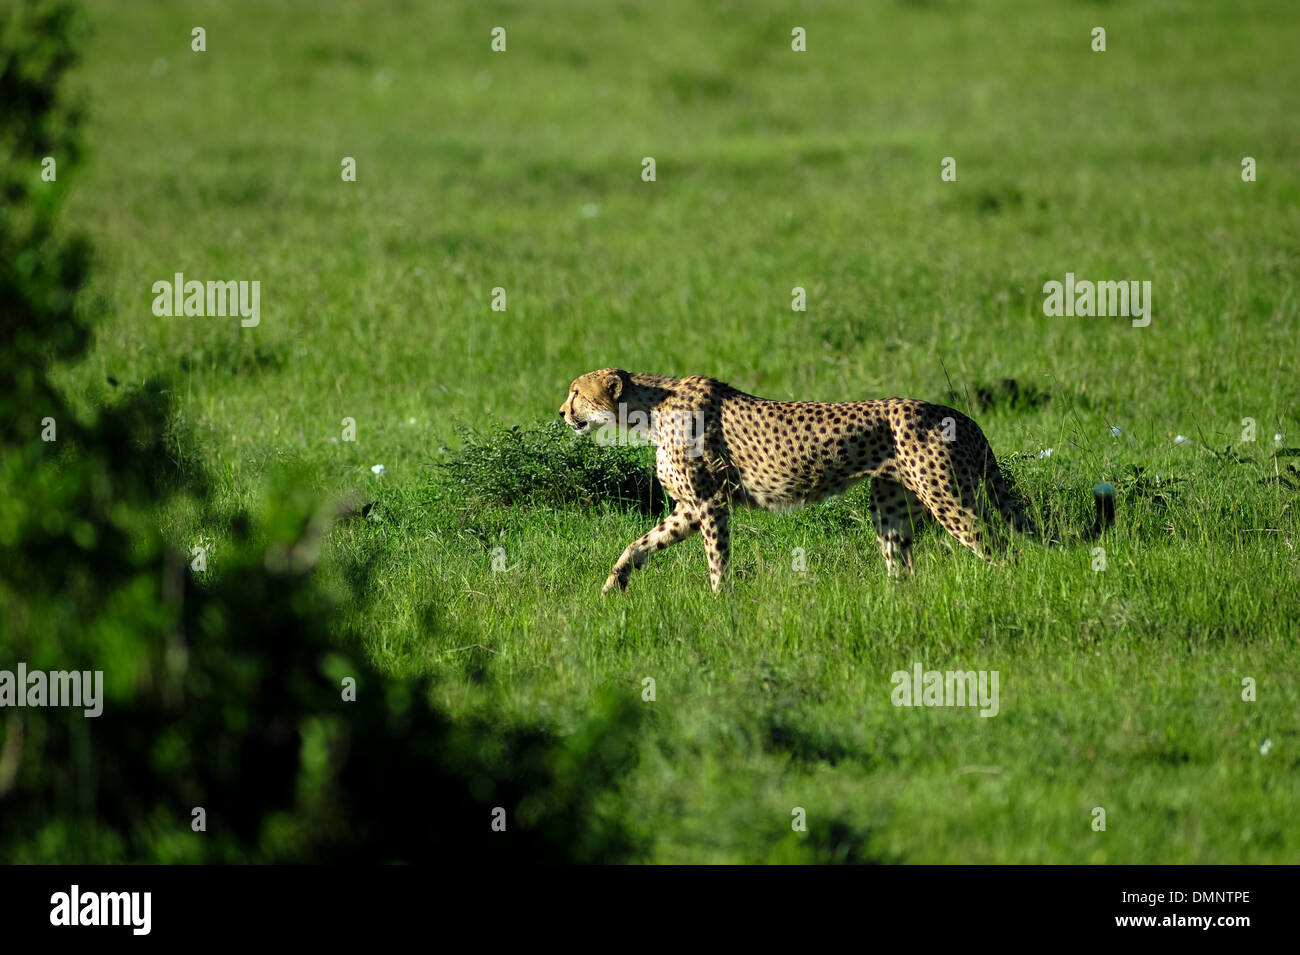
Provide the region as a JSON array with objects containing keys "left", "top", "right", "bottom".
[{"left": 985, "top": 455, "right": 1115, "bottom": 545}]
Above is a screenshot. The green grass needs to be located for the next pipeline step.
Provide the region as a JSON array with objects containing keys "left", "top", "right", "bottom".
[{"left": 53, "top": 0, "right": 1300, "bottom": 862}]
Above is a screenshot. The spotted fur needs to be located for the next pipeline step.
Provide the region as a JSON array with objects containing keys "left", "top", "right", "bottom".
[{"left": 560, "top": 369, "right": 1108, "bottom": 593}]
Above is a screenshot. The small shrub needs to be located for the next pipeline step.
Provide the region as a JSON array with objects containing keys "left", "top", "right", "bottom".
[{"left": 435, "top": 422, "right": 665, "bottom": 513}]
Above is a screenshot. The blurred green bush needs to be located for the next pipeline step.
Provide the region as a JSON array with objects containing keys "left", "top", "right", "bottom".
[{"left": 0, "top": 0, "right": 639, "bottom": 864}]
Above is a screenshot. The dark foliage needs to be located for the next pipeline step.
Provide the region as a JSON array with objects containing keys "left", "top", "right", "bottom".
[
  {"left": 949, "top": 378, "right": 1052, "bottom": 415},
  {"left": 0, "top": 1, "right": 639, "bottom": 864}
]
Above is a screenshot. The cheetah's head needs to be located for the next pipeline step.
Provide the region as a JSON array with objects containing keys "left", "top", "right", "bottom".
[{"left": 559, "top": 368, "right": 627, "bottom": 435}]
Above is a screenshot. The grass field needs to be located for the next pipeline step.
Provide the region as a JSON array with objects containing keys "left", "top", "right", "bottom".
[{"left": 54, "top": 0, "right": 1300, "bottom": 862}]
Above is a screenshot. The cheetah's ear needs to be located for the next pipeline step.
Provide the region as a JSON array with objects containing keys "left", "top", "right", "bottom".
[{"left": 604, "top": 369, "right": 625, "bottom": 402}]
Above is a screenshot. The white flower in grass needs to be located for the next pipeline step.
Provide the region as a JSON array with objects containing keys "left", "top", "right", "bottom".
[
  {"left": 371, "top": 464, "right": 386, "bottom": 475},
  {"left": 1174, "top": 434, "right": 1191, "bottom": 445},
  {"left": 1260, "top": 738, "right": 1273, "bottom": 755}
]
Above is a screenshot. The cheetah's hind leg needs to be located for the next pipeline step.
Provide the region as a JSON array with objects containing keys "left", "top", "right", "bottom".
[{"left": 868, "top": 478, "right": 926, "bottom": 576}]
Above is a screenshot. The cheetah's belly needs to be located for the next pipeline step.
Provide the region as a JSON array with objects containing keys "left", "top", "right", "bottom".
[{"left": 734, "top": 461, "right": 866, "bottom": 512}]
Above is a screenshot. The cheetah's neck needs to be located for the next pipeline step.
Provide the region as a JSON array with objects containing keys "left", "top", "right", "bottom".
[{"left": 624, "top": 373, "right": 684, "bottom": 414}]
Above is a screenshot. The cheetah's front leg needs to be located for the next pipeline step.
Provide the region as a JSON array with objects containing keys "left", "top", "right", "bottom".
[{"left": 603, "top": 503, "right": 700, "bottom": 593}]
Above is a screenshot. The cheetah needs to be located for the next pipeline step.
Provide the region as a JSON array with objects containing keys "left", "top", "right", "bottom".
[{"left": 559, "top": 369, "right": 1113, "bottom": 593}]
